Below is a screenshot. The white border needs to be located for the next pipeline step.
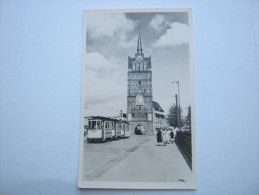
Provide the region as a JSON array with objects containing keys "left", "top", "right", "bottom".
[{"left": 78, "top": 8, "right": 196, "bottom": 189}]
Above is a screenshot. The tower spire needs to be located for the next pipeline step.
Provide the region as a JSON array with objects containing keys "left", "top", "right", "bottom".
[{"left": 137, "top": 27, "right": 143, "bottom": 54}]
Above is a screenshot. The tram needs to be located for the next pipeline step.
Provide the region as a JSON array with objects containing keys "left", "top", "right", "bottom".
[
  {"left": 121, "top": 121, "right": 130, "bottom": 138},
  {"left": 86, "top": 116, "right": 131, "bottom": 143},
  {"left": 113, "top": 120, "right": 122, "bottom": 139},
  {"left": 87, "top": 116, "right": 114, "bottom": 143}
]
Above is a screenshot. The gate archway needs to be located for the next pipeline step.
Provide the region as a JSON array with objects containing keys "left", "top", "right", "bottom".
[{"left": 135, "top": 125, "right": 146, "bottom": 135}]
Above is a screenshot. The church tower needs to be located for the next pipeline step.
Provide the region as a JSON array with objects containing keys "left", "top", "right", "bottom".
[{"left": 127, "top": 29, "right": 154, "bottom": 135}]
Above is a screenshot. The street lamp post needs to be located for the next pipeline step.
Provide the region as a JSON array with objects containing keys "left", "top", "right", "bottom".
[{"left": 172, "top": 81, "right": 181, "bottom": 130}]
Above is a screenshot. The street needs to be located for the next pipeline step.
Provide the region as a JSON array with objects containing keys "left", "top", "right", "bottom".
[{"left": 83, "top": 135, "right": 192, "bottom": 182}]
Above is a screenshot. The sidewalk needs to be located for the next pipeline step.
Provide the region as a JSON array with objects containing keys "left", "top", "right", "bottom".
[{"left": 95, "top": 135, "right": 193, "bottom": 182}]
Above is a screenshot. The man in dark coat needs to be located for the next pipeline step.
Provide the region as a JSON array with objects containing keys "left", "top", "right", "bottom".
[
  {"left": 169, "top": 130, "right": 174, "bottom": 143},
  {"left": 156, "top": 129, "right": 162, "bottom": 144}
]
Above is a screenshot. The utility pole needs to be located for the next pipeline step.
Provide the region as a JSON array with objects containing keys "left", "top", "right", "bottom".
[
  {"left": 172, "top": 81, "right": 181, "bottom": 130},
  {"left": 175, "top": 94, "right": 180, "bottom": 129}
]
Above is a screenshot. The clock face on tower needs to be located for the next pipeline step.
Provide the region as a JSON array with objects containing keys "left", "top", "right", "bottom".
[{"left": 136, "top": 54, "right": 143, "bottom": 62}]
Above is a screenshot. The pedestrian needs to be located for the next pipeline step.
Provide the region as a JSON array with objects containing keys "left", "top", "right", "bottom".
[
  {"left": 165, "top": 129, "right": 170, "bottom": 144},
  {"left": 169, "top": 130, "right": 174, "bottom": 143},
  {"left": 162, "top": 129, "right": 167, "bottom": 145},
  {"left": 156, "top": 129, "right": 163, "bottom": 146}
]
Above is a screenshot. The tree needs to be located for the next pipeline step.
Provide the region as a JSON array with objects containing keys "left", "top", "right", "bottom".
[
  {"left": 185, "top": 105, "right": 191, "bottom": 130},
  {"left": 166, "top": 104, "right": 183, "bottom": 128}
]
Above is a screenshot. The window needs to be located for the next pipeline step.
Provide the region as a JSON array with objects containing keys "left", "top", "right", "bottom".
[
  {"left": 88, "top": 121, "right": 92, "bottom": 129},
  {"left": 132, "top": 113, "right": 135, "bottom": 117},
  {"left": 105, "top": 122, "right": 109, "bottom": 129},
  {"left": 138, "top": 80, "right": 141, "bottom": 85},
  {"left": 92, "top": 121, "right": 97, "bottom": 129},
  {"left": 96, "top": 121, "right": 101, "bottom": 129}
]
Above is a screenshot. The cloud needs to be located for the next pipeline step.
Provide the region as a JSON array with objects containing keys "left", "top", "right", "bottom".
[
  {"left": 149, "top": 14, "right": 170, "bottom": 32},
  {"left": 86, "top": 52, "right": 119, "bottom": 70},
  {"left": 153, "top": 22, "right": 190, "bottom": 47},
  {"left": 86, "top": 12, "right": 136, "bottom": 40},
  {"left": 84, "top": 68, "right": 126, "bottom": 116},
  {"left": 84, "top": 52, "right": 127, "bottom": 116},
  {"left": 119, "top": 33, "right": 138, "bottom": 48}
]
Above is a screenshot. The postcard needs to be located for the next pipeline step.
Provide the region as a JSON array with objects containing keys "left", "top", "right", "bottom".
[{"left": 78, "top": 8, "right": 196, "bottom": 189}]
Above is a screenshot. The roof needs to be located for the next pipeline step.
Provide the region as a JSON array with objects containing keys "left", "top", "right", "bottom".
[
  {"left": 153, "top": 101, "right": 164, "bottom": 112},
  {"left": 155, "top": 113, "right": 165, "bottom": 118},
  {"left": 87, "top": 116, "right": 129, "bottom": 124},
  {"left": 87, "top": 116, "right": 118, "bottom": 122}
]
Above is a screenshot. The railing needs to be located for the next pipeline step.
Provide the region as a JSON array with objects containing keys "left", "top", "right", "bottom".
[{"left": 175, "top": 131, "right": 192, "bottom": 169}]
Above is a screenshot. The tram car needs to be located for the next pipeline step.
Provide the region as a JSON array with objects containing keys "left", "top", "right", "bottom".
[
  {"left": 121, "top": 121, "right": 130, "bottom": 138},
  {"left": 87, "top": 116, "right": 114, "bottom": 143},
  {"left": 113, "top": 120, "right": 122, "bottom": 139}
]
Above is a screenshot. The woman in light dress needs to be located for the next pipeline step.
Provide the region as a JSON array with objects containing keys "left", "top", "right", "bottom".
[
  {"left": 165, "top": 129, "right": 170, "bottom": 144},
  {"left": 161, "top": 129, "right": 169, "bottom": 145}
]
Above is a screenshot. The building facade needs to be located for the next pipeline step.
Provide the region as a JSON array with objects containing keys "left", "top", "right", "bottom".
[
  {"left": 127, "top": 30, "right": 154, "bottom": 135},
  {"left": 153, "top": 101, "right": 166, "bottom": 131}
]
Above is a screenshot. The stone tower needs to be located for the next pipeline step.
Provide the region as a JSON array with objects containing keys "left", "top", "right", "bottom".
[{"left": 127, "top": 29, "right": 153, "bottom": 135}]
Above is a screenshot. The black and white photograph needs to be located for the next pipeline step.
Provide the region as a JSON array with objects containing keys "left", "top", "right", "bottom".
[
  {"left": 78, "top": 9, "right": 196, "bottom": 189},
  {"left": 2, "top": 1, "right": 259, "bottom": 194}
]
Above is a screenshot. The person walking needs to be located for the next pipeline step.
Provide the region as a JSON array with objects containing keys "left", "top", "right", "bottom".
[
  {"left": 169, "top": 130, "right": 174, "bottom": 143},
  {"left": 156, "top": 129, "right": 164, "bottom": 146},
  {"left": 165, "top": 129, "right": 170, "bottom": 144},
  {"left": 162, "top": 129, "right": 167, "bottom": 145}
]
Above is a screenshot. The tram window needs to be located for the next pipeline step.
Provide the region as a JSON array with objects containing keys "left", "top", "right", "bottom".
[
  {"left": 88, "top": 121, "right": 92, "bottom": 129},
  {"left": 105, "top": 122, "right": 108, "bottom": 129},
  {"left": 92, "top": 121, "right": 96, "bottom": 129},
  {"left": 96, "top": 121, "right": 101, "bottom": 129}
]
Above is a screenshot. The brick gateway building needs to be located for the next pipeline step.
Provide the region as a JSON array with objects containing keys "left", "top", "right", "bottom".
[{"left": 127, "top": 30, "right": 165, "bottom": 135}]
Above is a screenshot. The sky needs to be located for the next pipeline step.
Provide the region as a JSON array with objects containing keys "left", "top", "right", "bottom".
[{"left": 83, "top": 10, "right": 192, "bottom": 118}]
